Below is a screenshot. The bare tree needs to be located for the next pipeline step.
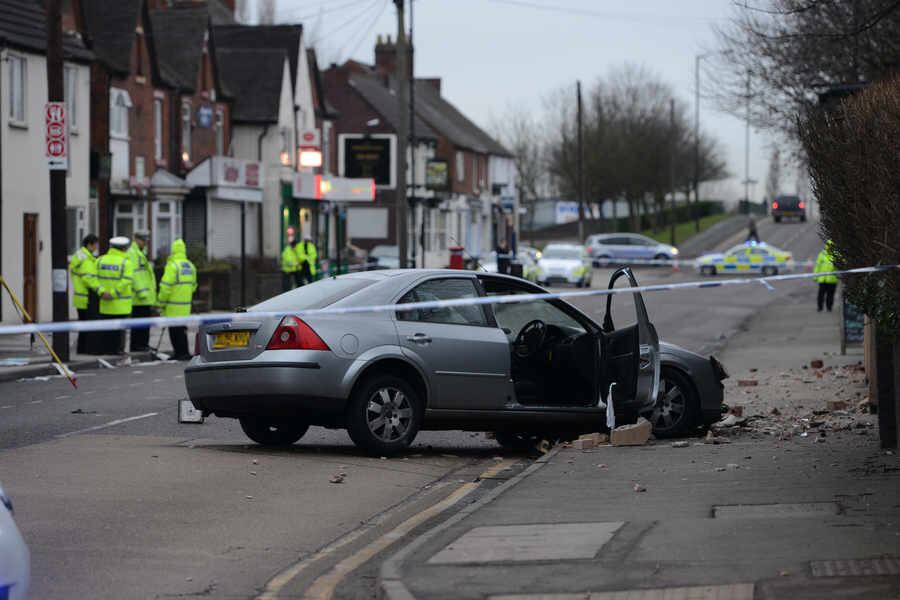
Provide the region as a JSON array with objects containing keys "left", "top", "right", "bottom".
[
  {"left": 709, "top": 0, "right": 900, "bottom": 139},
  {"left": 489, "top": 104, "right": 549, "bottom": 239},
  {"left": 765, "top": 146, "right": 783, "bottom": 202}
]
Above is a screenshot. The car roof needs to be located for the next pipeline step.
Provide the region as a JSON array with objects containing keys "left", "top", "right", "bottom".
[{"left": 543, "top": 243, "right": 582, "bottom": 250}]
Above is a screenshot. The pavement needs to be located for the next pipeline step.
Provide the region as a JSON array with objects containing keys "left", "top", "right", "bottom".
[{"left": 376, "top": 268, "right": 900, "bottom": 600}]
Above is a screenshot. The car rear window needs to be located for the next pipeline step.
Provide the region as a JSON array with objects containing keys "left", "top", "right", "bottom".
[
  {"left": 776, "top": 196, "right": 800, "bottom": 207},
  {"left": 250, "top": 277, "right": 376, "bottom": 312}
]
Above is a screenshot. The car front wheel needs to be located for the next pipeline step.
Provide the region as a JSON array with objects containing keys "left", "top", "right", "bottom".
[
  {"left": 642, "top": 366, "right": 699, "bottom": 438},
  {"left": 347, "top": 374, "right": 422, "bottom": 456},
  {"left": 239, "top": 418, "right": 309, "bottom": 446},
  {"left": 701, "top": 265, "right": 716, "bottom": 276}
]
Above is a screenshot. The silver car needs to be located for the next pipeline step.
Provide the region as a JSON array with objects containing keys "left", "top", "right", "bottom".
[
  {"left": 586, "top": 233, "right": 679, "bottom": 266},
  {"left": 185, "top": 268, "right": 725, "bottom": 455}
]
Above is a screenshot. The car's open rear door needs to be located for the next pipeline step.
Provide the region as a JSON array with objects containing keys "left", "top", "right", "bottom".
[{"left": 599, "top": 268, "right": 660, "bottom": 418}]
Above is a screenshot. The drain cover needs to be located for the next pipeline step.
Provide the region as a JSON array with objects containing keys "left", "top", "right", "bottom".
[
  {"left": 429, "top": 522, "right": 623, "bottom": 564},
  {"left": 713, "top": 502, "right": 840, "bottom": 519},
  {"left": 811, "top": 558, "right": 900, "bottom": 577}
]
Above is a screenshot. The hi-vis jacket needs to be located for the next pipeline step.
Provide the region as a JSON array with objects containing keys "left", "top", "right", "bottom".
[
  {"left": 68, "top": 246, "right": 97, "bottom": 310},
  {"left": 814, "top": 247, "right": 838, "bottom": 284},
  {"left": 295, "top": 241, "right": 318, "bottom": 277},
  {"left": 128, "top": 242, "right": 157, "bottom": 306},
  {"left": 281, "top": 244, "right": 299, "bottom": 274},
  {"left": 96, "top": 247, "right": 134, "bottom": 316},
  {"left": 158, "top": 239, "right": 197, "bottom": 317}
]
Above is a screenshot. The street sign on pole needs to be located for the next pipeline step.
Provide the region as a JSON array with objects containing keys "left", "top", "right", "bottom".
[{"left": 45, "top": 102, "right": 68, "bottom": 171}]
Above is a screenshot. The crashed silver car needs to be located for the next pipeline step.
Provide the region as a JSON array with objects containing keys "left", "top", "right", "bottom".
[{"left": 185, "top": 268, "right": 725, "bottom": 455}]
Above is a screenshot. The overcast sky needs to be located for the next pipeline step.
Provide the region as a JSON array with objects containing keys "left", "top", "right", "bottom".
[{"left": 270, "top": 0, "right": 798, "bottom": 205}]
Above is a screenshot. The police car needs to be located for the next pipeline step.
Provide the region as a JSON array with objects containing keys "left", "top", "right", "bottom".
[
  {"left": 536, "top": 243, "right": 592, "bottom": 287},
  {"left": 696, "top": 241, "right": 793, "bottom": 276},
  {"left": 0, "top": 482, "right": 29, "bottom": 600}
]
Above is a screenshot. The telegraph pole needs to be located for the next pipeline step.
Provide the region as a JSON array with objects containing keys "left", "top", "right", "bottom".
[
  {"left": 693, "top": 54, "right": 703, "bottom": 233},
  {"left": 46, "top": 0, "right": 70, "bottom": 360},
  {"left": 395, "top": 0, "right": 409, "bottom": 268},
  {"left": 576, "top": 80, "right": 585, "bottom": 244},
  {"left": 744, "top": 70, "right": 751, "bottom": 214},
  {"left": 669, "top": 98, "right": 677, "bottom": 247}
]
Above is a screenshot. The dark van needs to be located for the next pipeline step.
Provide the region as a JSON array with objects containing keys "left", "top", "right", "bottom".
[{"left": 771, "top": 195, "right": 806, "bottom": 223}]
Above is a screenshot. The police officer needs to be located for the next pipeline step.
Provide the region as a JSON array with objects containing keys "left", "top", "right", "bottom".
[
  {"left": 128, "top": 231, "right": 157, "bottom": 351},
  {"left": 281, "top": 234, "right": 298, "bottom": 292},
  {"left": 69, "top": 234, "right": 99, "bottom": 354},
  {"left": 295, "top": 237, "right": 318, "bottom": 286},
  {"left": 95, "top": 236, "right": 134, "bottom": 355},
  {"left": 814, "top": 240, "right": 838, "bottom": 312},
  {"left": 157, "top": 239, "right": 197, "bottom": 360}
]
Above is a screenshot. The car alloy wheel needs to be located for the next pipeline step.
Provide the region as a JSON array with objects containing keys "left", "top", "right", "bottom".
[
  {"left": 761, "top": 266, "right": 778, "bottom": 276},
  {"left": 239, "top": 418, "right": 309, "bottom": 447},
  {"left": 701, "top": 265, "right": 716, "bottom": 276},
  {"left": 366, "top": 386, "right": 413, "bottom": 442},
  {"left": 642, "top": 366, "right": 699, "bottom": 438},
  {"left": 347, "top": 374, "right": 422, "bottom": 456}
]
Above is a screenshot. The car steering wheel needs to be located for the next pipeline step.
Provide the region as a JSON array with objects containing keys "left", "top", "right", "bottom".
[{"left": 514, "top": 319, "right": 547, "bottom": 358}]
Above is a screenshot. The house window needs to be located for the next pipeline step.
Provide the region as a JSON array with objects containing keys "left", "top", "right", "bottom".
[
  {"left": 8, "top": 55, "right": 26, "bottom": 123},
  {"left": 65, "top": 206, "right": 87, "bottom": 255},
  {"left": 114, "top": 200, "right": 146, "bottom": 239},
  {"left": 455, "top": 151, "right": 465, "bottom": 183},
  {"left": 153, "top": 199, "right": 182, "bottom": 257},
  {"left": 153, "top": 98, "right": 163, "bottom": 161},
  {"left": 135, "top": 156, "right": 145, "bottom": 182},
  {"left": 110, "top": 88, "right": 131, "bottom": 138},
  {"left": 215, "top": 108, "right": 225, "bottom": 155},
  {"left": 181, "top": 101, "right": 191, "bottom": 162},
  {"left": 64, "top": 65, "right": 77, "bottom": 130},
  {"left": 280, "top": 127, "right": 291, "bottom": 165}
]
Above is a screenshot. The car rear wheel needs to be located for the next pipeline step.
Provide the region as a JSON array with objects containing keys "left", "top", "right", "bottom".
[
  {"left": 774, "top": 216, "right": 782, "bottom": 223},
  {"left": 654, "top": 253, "right": 670, "bottom": 263},
  {"left": 239, "top": 418, "right": 309, "bottom": 447},
  {"left": 761, "top": 266, "right": 778, "bottom": 276},
  {"left": 347, "top": 374, "right": 422, "bottom": 456},
  {"left": 701, "top": 265, "right": 717, "bottom": 276},
  {"left": 642, "top": 366, "right": 699, "bottom": 438}
]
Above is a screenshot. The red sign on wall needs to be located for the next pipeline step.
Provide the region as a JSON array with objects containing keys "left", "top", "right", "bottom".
[{"left": 45, "top": 102, "right": 68, "bottom": 171}]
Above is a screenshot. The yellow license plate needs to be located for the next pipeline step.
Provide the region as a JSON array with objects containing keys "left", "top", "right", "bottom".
[{"left": 212, "top": 331, "right": 251, "bottom": 349}]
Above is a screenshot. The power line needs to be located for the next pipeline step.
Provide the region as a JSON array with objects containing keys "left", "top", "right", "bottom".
[
  {"left": 279, "top": 0, "right": 371, "bottom": 21},
  {"left": 340, "top": 0, "right": 390, "bottom": 61},
  {"left": 314, "top": 0, "right": 383, "bottom": 45}
]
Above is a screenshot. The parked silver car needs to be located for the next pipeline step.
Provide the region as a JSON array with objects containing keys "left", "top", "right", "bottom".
[
  {"left": 586, "top": 233, "right": 679, "bottom": 266},
  {"left": 185, "top": 268, "right": 725, "bottom": 455},
  {"left": 0, "top": 482, "right": 29, "bottom": 600}
]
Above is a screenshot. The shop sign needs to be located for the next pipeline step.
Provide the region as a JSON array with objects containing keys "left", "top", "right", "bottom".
[
  {"left": 216, "top": 157, "right": 262, "bottom": 188},
  {"left": 425, "top": 159, "right": 449, "bottom": 191},
  {"left": 293, "top": 173, "right": 375, "bottom": 202},
  {"left": 343, "top": 137, "right": 391, "bottom": 185},
  {"left": 197, "top": 104, "right": 214, "bottom": 128}
]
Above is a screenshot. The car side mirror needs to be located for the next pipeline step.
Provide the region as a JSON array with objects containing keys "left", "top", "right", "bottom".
[{"left": 501, "top": 327, "right": 512, "bottom": 335}]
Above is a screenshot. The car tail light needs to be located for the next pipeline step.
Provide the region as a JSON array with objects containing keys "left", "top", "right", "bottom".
[
  {"left": 266, "top": 316, "right": 330, "bottom": 351},
  {"left": 798, "top": 201, "right": 805, "bottom": 209},
  {"left": 586, "top": 246, "right": 594, "bottom": 256},
  {"left": 772, "top": 201, "right": 779, "bottom": 209}
]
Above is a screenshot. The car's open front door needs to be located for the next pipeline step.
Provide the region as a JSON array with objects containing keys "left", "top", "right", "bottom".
[{"left": 599, "top": 267, "right": 660, "bottom": 419}]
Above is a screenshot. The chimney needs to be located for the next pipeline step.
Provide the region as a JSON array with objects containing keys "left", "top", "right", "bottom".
[
  {"left": 374, "top": 34, "right": 396, "bottom": 81},
  {"left": 421, "top": 78, "right": 441, "bottom": 94}
]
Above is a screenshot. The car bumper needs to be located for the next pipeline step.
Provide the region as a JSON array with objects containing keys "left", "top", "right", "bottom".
[
  {"left": 541, "top": 273, "right": 585, "bottom": 284},
  {"left": 185, "top": 356, "right": 348, "bottom": 420}
]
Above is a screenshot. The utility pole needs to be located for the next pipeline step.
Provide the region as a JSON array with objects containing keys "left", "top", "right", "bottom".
[
  {"left": 395, "top": 0, "right": 409, "bottom": 268},
  {"left": 576, "top": 80, "right": 585, "bottom": 244},
  {"left": 409, "top": 0, "right": 420, "bottom": 268},
  {"left": 693, "top": 54, "right": 703, "bottom": 233},
  {"left": 744, "top": 70, "right": 751, "bottom": 215},
  {"left": 46, "top": 0, "right": 70, "bottom": 360},
  {"left": 669, "top": 98, "right": 676, "bottom": 247}
]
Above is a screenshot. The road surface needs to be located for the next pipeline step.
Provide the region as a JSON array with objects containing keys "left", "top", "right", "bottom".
[{"left": 0, "top": 217, "right": 823, "bottom": 599}]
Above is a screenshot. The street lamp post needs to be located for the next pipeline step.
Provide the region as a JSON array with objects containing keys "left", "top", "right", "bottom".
[{"left": 693, "top": 53, "right": 708, "bottom": 233}]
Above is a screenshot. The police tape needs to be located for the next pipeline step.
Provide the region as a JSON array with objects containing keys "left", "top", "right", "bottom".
[
  {"left": 590, "top": 257, "right": 816, "bottom": 269},
  {"left": 0, "top": 265, "right": 894, "bottom": 338}
]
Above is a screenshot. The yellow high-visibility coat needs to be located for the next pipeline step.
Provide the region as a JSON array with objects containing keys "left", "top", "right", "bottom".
[
  {"left": 69, "top": 246, "right": 97, "bottom": 310},
  {"left": 96, "top": 247, "right": 134, "bottom": 316}
]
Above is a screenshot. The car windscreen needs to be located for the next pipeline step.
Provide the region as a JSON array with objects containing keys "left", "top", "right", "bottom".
[
  {"left": 776, "top": 196, "right": 800, "bottom": 207},
  {"left": 250, "top": 277, "right": 376, "bottom": 312},
  {"left": 542, "top": 248, "right": 582, "bottom": 260}
]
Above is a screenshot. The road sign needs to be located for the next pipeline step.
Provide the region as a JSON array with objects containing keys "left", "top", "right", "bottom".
[{"left": 45, "top": 102, "right": 68, "bottom": 170}]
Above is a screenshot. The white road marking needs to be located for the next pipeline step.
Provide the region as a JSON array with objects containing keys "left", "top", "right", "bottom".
[
  {"left": 29, "top": 400, "right": 42, "bottom": 404},
  {"left": 56, "top": 412, "right": 159, "bottom": 439},
  {"left": 1, "top": 405, "right": 12, "bottom": 409},
  {"left": 55, "top": 395, "right": 71, "bottom": 400}
]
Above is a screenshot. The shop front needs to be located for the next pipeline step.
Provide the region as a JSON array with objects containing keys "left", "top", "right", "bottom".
[{"left": 185, "top": 156, "right": 264, "bottom": 260}]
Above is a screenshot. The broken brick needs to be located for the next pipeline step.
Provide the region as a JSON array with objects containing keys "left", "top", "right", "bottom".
[
  {"left": 826, "top": 400, "right": 849, "bottom": 411},
  {"left": 730, "top": 405, "right": 744, "bottom": 417},
  {"left": 611, "top": 418, "right": 652, "bottom": 446},
  {"left": 738, "top": 379, "right": 759, "bottom": 387},
  {"left": 572, "top": 438, "right": 595, "bottom": 450},
  {"left": 810, "top": 359, "right": 824, "bottom": 369}
]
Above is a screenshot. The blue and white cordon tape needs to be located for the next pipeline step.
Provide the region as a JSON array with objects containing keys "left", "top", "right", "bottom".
[{"left": 0, "top": 265, "right": 894, "bottom": 337}]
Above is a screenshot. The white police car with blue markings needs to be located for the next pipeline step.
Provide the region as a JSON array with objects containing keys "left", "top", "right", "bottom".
[
  {"left": 696, "top": 241, "right": 793, "bottom": 276},
  {"left": 0, "top": 482, "right": 29, "bottom": 600}
]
